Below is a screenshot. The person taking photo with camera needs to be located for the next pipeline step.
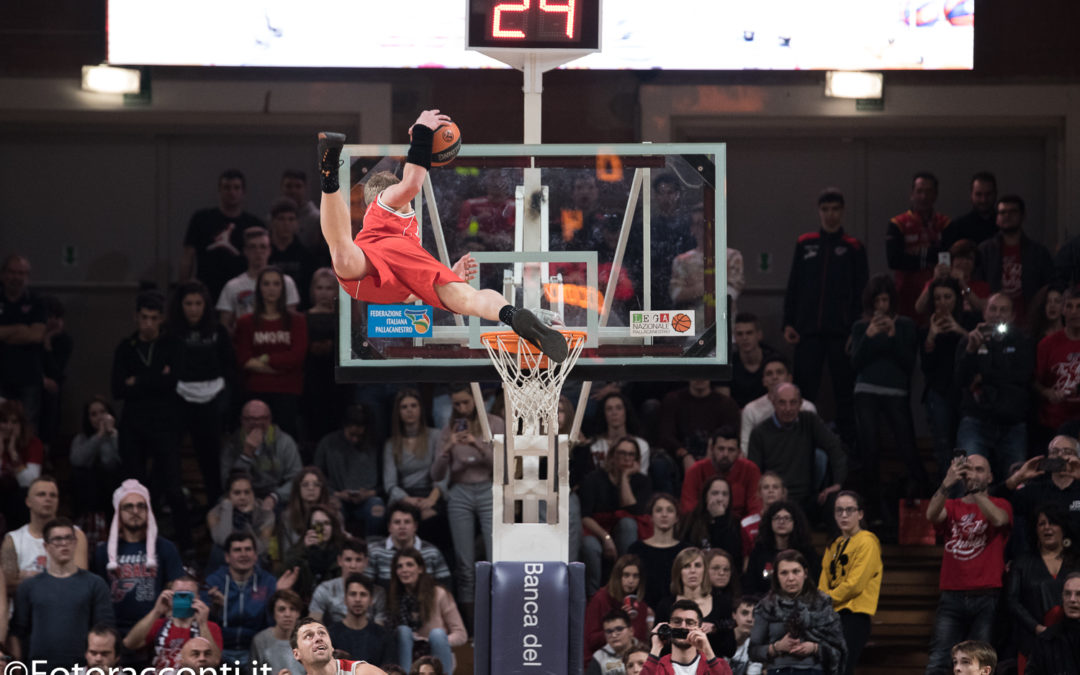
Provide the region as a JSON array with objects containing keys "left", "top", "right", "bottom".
[
  {"left": 1001, "top": 435, "right": 1080, "bottom": 558},
  {"left": 955, "top": 292, "right": 1035, "bottom": 480},
  {"left": 923, "top": 453, "right": 1012, "bottom": 675},
  {"left": 122, "top": 575, "right": 223, "bottom": 670},
  {"left": 641, "top": 599, "right": 731, "bottom": 675}
]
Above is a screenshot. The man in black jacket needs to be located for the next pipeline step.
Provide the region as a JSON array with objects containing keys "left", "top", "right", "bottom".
[
  {"left": 975, "top": 194, "right": 1054, "bottom": 320},
  {"left": 1027, "top": 572, "right": 1080, "bottom": 675},
  {"left": 783, "top": 188, "right": 867, "bottom": 446},
  {"left": 110, "top": 290, "right": 190, "bottom": 553},
  {"left": 955, "top": 293, "right": 1035, "bottom": 481},
  {"left": 941, "top": 171, "right": 998, "bottom": 250}
]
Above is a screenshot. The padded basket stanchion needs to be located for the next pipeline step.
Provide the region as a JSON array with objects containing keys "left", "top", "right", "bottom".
[{"left": 475, "top": 561, "right": 585, "bottom": 675}]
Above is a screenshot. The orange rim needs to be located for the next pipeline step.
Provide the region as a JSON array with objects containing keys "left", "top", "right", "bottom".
[{"left": 480, "top": 330, "right": 587, "bottom": 358}]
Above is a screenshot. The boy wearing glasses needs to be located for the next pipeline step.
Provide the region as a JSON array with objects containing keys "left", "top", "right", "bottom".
[
  {"left": 10, "top": 518, "right": 114, "bottom": 665},
  {"left": 642, "top": 600, "right": 732, "bottom": 675},
  {"left": 587, "top": 609, "right": 636, "bottom": 675}
]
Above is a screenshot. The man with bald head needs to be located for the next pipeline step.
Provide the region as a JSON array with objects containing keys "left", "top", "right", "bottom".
[
  {"left": 220, "top": 400, "right": 302, "bottom": 509},
  {"left": 747, "top": 382, "right": 846, "bottom": 516},
  {"left": 924, "top": 452, "right": 1012, "bottom": 675},
  {"left": 1003, "top": 435, "right": 1080, "bottom": 553},
  {"left": 177, "top": 636, "right": 220, "bottom": 671},
  {"left": 956, "top": 292, "right": 1035, "bottom": 480}
]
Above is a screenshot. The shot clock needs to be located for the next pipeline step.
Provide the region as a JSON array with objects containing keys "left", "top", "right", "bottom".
[{"left": 467, "top": 0, "right": 601, "bottom": 50}]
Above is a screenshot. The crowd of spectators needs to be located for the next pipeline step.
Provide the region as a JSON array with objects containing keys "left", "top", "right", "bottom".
[{"left": 0, "top": 165, "right": 1079, "bottom": 675}]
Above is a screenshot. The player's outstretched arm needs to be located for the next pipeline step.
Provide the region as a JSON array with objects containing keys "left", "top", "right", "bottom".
[{"left": 380, "top": 109, "right": 451, "bottom": 210}]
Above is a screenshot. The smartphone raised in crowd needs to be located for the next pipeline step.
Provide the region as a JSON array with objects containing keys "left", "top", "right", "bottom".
[{"left": 172, "top": 591, "right": 194, "bottom": 618}]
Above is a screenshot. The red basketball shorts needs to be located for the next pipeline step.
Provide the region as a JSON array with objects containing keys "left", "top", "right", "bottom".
[{"left": 337, "top": 220, "right": 463, "bottom": 311}]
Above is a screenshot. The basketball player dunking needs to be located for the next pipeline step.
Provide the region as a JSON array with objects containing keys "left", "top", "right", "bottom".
[
  {"left": 291, "top": 617, "right": 385, "bottom": 675},
  {"left": 318, "top": 110, "right": 568, "bottom": 363}
]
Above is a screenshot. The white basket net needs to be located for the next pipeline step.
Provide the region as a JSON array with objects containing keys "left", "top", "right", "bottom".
[{"left": 481, "top": 331, "right": 586, "bottom": 437}]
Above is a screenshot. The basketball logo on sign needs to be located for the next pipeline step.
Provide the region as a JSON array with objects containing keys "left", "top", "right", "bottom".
[{"left": 671, "top": 313, "right": 692, "bottom": 333}]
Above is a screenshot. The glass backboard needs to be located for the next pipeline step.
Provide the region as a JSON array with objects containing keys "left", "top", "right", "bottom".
[{"left": 336, "top": 142, "right": 729, "bottom": 382}]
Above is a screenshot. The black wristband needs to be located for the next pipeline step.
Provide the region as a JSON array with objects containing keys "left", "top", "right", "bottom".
[{"left": 407, "top": 124, "right": 434, "bottom": 170}]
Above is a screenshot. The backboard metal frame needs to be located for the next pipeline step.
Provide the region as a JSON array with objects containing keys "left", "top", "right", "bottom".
[{"left": 335, "top": 142, "right": 729, "bottom": 383}]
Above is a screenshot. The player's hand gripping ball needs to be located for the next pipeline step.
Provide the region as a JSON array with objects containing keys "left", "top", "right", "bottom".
[{"left": 431, "top": 122, "right": 461, "bottom": 167}]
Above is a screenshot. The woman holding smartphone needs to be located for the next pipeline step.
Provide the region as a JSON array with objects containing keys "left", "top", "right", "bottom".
[
  {"left": 583, "top": 554, "right": 652, "bottom": 657},
  {"left": 850, "top": 274, "right": 926, "bottom": 522},
  {"left": 282, "top": 504, "right": 345, "bottom": 600},
  {"left": 919, "top": 276, "right": 975, "bottom": 482},
  {"left": 430, "top": 384, "right": 504, "bottom": 622}
]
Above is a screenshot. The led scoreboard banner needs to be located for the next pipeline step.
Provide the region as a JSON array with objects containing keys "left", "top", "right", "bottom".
[
  {"left": 467, "top": 0, "right": 601, "bottom": 50},
  {"left": 108, "top": 0, "right": 972, "bottom": 70}
]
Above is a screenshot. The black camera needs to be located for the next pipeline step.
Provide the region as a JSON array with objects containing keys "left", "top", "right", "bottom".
[
  {"left": 1039, "top": 457, "right": 1067, "bottom": 474},
  {"left": 784, "top": 612, "right": 806, "bottom": 641},
  {"left": 978, "top": 322, "right": 1009, "bottom": 341},
  {"left": 656, "top": 624, "right": 690, "bottom": 642}
]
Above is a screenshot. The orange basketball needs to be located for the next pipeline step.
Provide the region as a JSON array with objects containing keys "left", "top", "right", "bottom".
[
  {"left": 671, "top": 313, "right": 692, "bottom": 333},
  {"left": 431, "top": 122, "right": 461, "bottom": 167}
]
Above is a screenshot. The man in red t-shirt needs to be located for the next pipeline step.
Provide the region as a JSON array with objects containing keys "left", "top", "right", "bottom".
[
  {"left": 680, "top": 426, "right": 761, "bottom": 521},
  {"left": 924, "top": 453, "right": 1012, "bottom": 675},
  {"left": 317, "top": 111, "right": 566, "bottom": 364},
  {"left": 1035, "top": 287, "right": 1080, "bottom": 436},
  {"left": 123, "top": 576, "right": 223, "bottom": 670}
]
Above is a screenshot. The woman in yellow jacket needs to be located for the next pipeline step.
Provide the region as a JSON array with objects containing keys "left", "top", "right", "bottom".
[{"left": 820, "top": 490, "right": 882, "bottom": 675}]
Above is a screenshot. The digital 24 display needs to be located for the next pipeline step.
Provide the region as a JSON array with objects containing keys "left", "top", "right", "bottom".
[{"left": 467, "top": 0, "right": 600, "bottom": 50}]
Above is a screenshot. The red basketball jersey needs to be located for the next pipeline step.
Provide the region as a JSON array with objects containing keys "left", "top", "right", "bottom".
[
  {"left": 335, "top": 658, "right": 366, "bottom": 674},
  {"left": 337, "top": 195, "right": 462, "bottom": 310}
]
